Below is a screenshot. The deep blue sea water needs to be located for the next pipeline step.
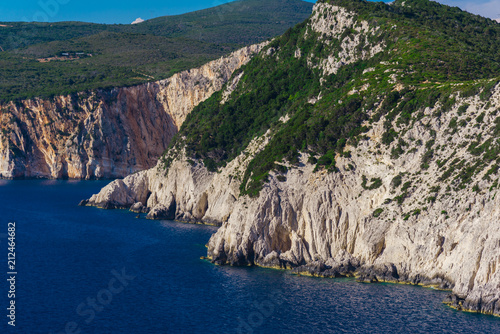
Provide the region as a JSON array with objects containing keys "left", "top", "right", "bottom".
[{"left": 1, "top": 180, "right": 500, "bottom": 334}]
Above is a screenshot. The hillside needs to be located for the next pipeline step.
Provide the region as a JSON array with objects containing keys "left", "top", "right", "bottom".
[
  {"left": 86, "top": 0, "right": 500, "bottom": 316},
  {"left": 172, "top": 0, "right": 500, "bottom": 196},
  {"left": 0, "top": 0, "right": 313, "bottom": 102}
]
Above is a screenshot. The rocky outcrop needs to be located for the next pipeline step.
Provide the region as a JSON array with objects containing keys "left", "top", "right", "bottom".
[
  {"left": 85, "top": 130, "right": 272, "bottom": 224},
  {"left": 306, "top": 3, "right": 385, "bottom": 77},
  {"left": 0, "top": 43, "right": 265, "bottom": 179}
]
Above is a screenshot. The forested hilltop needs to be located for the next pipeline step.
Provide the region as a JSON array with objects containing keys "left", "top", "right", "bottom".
[
  {"left": 167, "top": 0, "right": 500, "bottom": 197},
  {"left": 0, "top": 0, "right": 313, "bottom": 102}
]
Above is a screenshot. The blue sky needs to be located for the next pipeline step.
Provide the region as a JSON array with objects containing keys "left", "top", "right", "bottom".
[{"left": 0, "top": 0, "right": 499, "bottom": 24}]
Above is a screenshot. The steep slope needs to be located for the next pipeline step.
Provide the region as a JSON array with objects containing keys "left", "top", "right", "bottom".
[
  {"left": 0, "top": 44, "right": 265, "bottom": 178},
  {"left": 86, "top": 0, "right": 500, "bottom": 316},
  {"left": 0, "top": 0, "right": 313, "bottom": 102}
]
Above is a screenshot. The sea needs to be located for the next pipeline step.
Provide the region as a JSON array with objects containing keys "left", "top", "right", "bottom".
[{"left": 1, "top": 180, "right": 499, "bottom": 333}]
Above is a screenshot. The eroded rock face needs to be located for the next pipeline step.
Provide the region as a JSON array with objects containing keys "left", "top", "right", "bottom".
[{"left": 0, "top": 43, "right": 265, "bottom": 179}]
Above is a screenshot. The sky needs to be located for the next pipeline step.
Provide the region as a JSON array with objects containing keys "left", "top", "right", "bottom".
[{"left": 0, "top": 0, "right": 499, "bottom": 24}]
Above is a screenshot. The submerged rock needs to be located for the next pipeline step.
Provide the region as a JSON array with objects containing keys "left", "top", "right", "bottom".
[{"left": 78, "top": 199, "right": 89, "bottom": 206}]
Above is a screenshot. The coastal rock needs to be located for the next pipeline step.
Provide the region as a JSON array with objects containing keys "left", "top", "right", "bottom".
[
  {"left": 307, "top": 3, "right": 385, "bottom": 76},
  {"left": 86, "top": 129, "right": 273, "bottom": 223},
  {"left": 130, "top": 202, "right": 148, "bottom": 213},
  {"left": 78, "top": 199, "right": 89, "bottom": 207},
  {"left": 146, "top": 202, "right": 176, "bottom": 220}
]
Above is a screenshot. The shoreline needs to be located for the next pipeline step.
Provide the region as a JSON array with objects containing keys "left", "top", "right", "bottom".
[
  {"left": 83, "top": 201, "right": 500, "bottom": 319},
  {"left": 204, "top": 252, "right": 500, "bottom": 318}
]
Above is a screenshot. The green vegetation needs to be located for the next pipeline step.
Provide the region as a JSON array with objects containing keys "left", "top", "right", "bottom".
[
  {"left": 277, "top": 175, "right": 287, "bottom": 182},
  {"left": 390, "top": 181, "right": 413, "bottom": 205},
  {"left": 401, "top": 181, "right": 412, "bottom": 193},
  {"left": 427, "top": 185, "right": 440, "bottom": 203},
  {"left": 421, "top": 140, "right": 435, "bottom": 170},
  {"left": 391, "top": 139, "right": 407, "bottom": 159},
  {"left": 373, "top": 208, "right": 384, "bottom": 218},
  {"left": 334, "top": 0, "right": 500, "bottom": 82},
  {"left": 161, "top": 0, "right": 500, "bottom": 197},
  {"left": 0, "top": 0, "right": 313, "bottom": 101},
  {"left": 458, "top": 104, "right": 469, "bottom": 116},
  {"left": 391, "top": 174, "right": 403, "bottom": 189},
  {"left": 362, "top": 176, "right": 383, "bottom": 190}
]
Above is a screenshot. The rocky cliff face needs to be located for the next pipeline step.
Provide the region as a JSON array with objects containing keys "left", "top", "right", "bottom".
[
  {"left": 84, "top": 83, "right": 500, "bottom": 315},
  {"left": 85, "top": 1, "right": 500, "bottom": 316},
  {"left": 0, "top": 43, "right": 264, "bottom": 179}
]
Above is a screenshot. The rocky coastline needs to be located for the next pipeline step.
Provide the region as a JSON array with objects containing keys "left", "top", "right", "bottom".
[{"left": 83, "top": 1, "right": 500, "bottom": 317}]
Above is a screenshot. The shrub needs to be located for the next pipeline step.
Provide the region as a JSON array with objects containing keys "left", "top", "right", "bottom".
[
  {"left": 362, "top": 176, "right": 383, "bottom": 190},
  {"left": 373, "top": 208, "right": 384, "bottom": 218},
  {"left": 391, "top": 174, "right": 403, "bottom": 188}
]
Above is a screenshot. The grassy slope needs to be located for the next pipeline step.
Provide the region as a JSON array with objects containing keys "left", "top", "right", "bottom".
[
  {"left": 0, "top": 0, "right": 313, "bottom": 102},
  {"left": 164, "top": 0, "right": 500, "bottom": 197}
]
